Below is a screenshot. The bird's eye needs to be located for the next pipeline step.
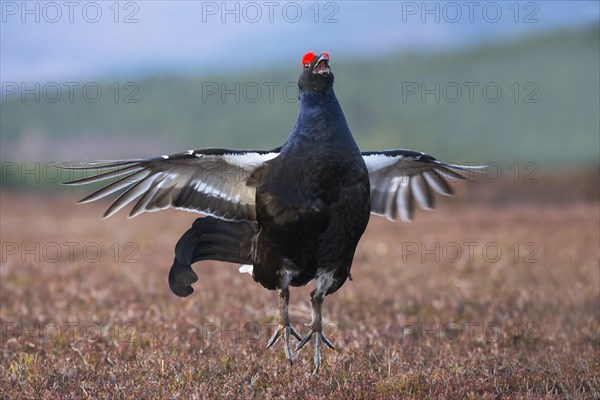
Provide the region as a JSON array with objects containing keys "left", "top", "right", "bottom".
[{"left": 304, "top": 63, "right": 311, "bottom": 70}]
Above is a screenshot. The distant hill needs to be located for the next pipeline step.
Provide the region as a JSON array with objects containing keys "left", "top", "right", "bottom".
[{"left": 2, "top": 25, "right": 598, "bottom": 169}]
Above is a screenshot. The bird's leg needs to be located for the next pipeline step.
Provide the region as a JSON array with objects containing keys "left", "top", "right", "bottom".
[
  {"left": 266, "top": 288, "right": 302, "bottom": 365},
  {"left": 295, "top": 290, "right": 334, "bottom": 373}
]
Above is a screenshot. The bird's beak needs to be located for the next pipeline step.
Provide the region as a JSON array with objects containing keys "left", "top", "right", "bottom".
[{"left": 312, "top": 54, "right": 330, "bottom": 76}]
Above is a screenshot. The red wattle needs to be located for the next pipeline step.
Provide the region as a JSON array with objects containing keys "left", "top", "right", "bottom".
[{"left": 302, "top": 51, "right": 316, "bottom": 66}]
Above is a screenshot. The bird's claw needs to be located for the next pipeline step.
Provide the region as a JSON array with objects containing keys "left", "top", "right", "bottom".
[
  {"left": 295, "top": 330, "right": 334, "bottom": 373},
  {"left": 266, "top": 324, "right": 302, "bottom": 365}
]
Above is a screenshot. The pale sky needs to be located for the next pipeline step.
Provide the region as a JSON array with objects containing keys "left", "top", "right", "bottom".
[{"left": 1, "top": 1, "right": 598, "bottom": 82}]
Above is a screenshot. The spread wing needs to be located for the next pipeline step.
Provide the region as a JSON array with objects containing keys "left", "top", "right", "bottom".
[
  {"left": 362, "top": 150, "right": 486, "bottom": 222},
  {"left": 62, "top": 148, "right": 280, "bottom": 220}
]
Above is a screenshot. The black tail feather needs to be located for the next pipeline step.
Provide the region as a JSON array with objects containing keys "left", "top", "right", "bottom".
[
  {"left": 169, "top": 259, "right": 197, "bottom": 297},
  {"left": 169, "top": 217, "right": 257, "bottom": 297}
]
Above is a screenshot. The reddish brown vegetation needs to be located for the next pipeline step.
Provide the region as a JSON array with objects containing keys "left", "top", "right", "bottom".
[{"left": 1, "top": 179, "right": 598, "bottom": 399}]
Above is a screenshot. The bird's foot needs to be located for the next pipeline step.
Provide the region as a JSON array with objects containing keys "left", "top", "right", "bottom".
[
  {"left": 295, "top": 329, "right": 334, "bottom": 373},
  {"left": 266, "top": 324, "right": 302, "bottom": 365}
]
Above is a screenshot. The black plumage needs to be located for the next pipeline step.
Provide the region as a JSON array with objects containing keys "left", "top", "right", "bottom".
[{"left": 63, "top": 52, "right": 485, "bottom": 372}]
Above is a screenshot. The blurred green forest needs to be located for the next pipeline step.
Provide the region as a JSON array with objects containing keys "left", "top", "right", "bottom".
[{"left": 2, "top": 26, "right": 598, "bottom": 170}]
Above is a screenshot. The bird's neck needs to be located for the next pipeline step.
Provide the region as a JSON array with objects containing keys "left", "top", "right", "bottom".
[
  {"left": 298, "top": 88, "right": 337, "bottom": 110},
  {"left": 296, "top": 88, "right": 347, "bottom": 130},
  {"left": 284, "top": 88, "right": 356, "bottom": 150}
]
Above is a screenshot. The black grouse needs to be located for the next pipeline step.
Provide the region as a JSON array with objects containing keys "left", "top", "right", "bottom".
[{"left": 63, "top": 51, "right": 484, "bottom": 372}]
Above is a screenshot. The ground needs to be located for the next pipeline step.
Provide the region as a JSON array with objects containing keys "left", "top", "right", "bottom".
[{"left": 1, "top": 177, "right": 599, "bottom": 399}]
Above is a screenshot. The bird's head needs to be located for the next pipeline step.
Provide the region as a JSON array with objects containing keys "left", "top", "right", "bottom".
[{"left": 298, "top": 51, "right": 334, "bottom": 93}]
